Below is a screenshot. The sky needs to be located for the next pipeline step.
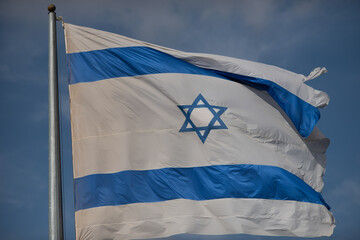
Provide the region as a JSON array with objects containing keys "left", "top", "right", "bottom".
[{"left": 0, "top": 0, "right": 359, "bottom": 239}]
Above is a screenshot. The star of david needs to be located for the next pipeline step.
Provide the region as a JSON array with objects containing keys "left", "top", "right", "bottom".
[{"left": 178, "top": 94, "right": 228, "bottom": 143}]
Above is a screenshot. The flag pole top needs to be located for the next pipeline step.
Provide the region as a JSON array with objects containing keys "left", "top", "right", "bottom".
[{"left": 48, "top": 4, "right": 56, "bottom": 12}]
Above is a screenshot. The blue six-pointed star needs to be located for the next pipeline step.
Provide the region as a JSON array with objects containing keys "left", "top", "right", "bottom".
[{"left": 178, "top": 94, "right": 228, "bottom": 143}]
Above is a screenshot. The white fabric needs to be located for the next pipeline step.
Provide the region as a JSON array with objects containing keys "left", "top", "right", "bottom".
[
  {"left": 64, "top": 23, "right": 329, "bottom": 109},
  {"left": 65, "top": 23, "right": 334, "bottom": 239},
  {"left": 75, "top": 198, "right": 334, "bottom": 239},
  {"left": 304, "top": 67, "right": 328, "bottom": 82},
  {"left": 70, "top": 73, "right": 325, "bottom": 192}
]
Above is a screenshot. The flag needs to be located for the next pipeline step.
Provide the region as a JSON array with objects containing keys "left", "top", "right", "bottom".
[{"left": 64, "top": 23, "right": 335, "bottom": 239}]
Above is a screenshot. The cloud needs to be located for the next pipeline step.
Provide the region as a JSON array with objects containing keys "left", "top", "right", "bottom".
[
  {"left": 328, "top": 179, "right": 360, "bottom": 210},
  {"left": 237, "top": 0, "right": 280, "bottom": 30},
  {"left": 28, "top": 102, "right": 48, "bottom": 123},
  {"left": 0, "top": 1, "right": 359, "bottom": 240},
  {"left": 0, "top": 64, "right": 9, "bottom": 73},
  {"left": 324, "top": 178, "right": 360, "bottom": 239},
  {"left": 0, "top": 151, "right": 47, "bottom": 209}
]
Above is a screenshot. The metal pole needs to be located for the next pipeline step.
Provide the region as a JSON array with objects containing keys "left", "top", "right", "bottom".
[{"left": 48, "top": 4, "right": 64, "bottom": 240}]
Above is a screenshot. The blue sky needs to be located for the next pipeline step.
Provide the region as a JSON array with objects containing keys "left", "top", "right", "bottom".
[{"left": 0, "top": 0, "right": 359, "bottom": 239}]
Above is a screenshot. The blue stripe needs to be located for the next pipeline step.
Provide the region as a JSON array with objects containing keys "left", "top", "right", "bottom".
[
  {"left": 67, "top": 47, "right": 219, "bottom": 84},
  {"left": 209, "top": 70, "right": 320, "bottom": 137},
  {"left": 67, "top": 47, "right": 319, "bottom": 137},
  {"left": 74, "top": 164, "right": 330, "bottom": 211}
]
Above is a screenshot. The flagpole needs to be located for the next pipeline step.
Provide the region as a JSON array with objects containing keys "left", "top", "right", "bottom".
[{"left": 48, "top": 4, "right": 64, "bottom": 240}]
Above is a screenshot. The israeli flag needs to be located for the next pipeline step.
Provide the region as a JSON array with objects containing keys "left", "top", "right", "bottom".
[{"left": 65, "top": 23, "right": 335, "bottom": 239}]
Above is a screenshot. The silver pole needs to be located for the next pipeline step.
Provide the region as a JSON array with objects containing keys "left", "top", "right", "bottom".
[{"left": 48, "top": 4, "right": 64, "bottom": 240}]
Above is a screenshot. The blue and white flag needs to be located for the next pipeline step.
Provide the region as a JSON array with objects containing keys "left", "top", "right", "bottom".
[{"left": 64, "top": 23, "right": 335, "bottom": 239}]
